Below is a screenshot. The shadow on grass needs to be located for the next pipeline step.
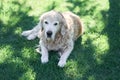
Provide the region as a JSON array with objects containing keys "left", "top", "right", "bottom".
[
  {"left": 0, "top": 0, "right": 120, "bottom": 80},
  {"left": 103, "top": 0, "right": 120, "bottom": 51},
  {"left": 0, "top": 1, "right": 38, "bottom": 80},
  {"left": 0, "top": 1, "right": 83, "bottom": 79},
  {"left": 0, "top": 61, "right": 27, "bottom": 80},
  {"left": 79, "top": 0, "right": 120, "bottom": 80},
  {"left": 66, "top": 0, "right": 98, "bottom": 16},
  {"left": 0, "top": 1, "right": 72, "bottom": 80},
  {"left": 66, "top": 0, "right": 120, "bottom": 80},
  {"left": 98, "top": 0, "right": 120, "bottom": 79}
]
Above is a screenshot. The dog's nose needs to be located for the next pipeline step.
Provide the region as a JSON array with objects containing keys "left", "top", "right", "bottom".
[{"left": 47, "top": 31, "right": 52, "bottom": 37}]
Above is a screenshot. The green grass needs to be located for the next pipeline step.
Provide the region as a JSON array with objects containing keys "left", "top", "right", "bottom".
[{"left": 0, "top": 0, "right": 120, "bottom": 80}]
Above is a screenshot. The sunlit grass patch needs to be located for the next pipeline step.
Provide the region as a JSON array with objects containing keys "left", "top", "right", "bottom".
[
  {"left": 82, "top": 33, "right": 109, "bottom": 64},
  {"left": 0, "top": 45, "right": 13, "bottom": 63},
  {"left": 1, "top": 0, "right": 119, "bottom": 80},
  {"left": 19, "top": 68, "right": 36, "bottom": 80},
  {"left": 92, "top": 35, "right": 109, "bottom": 64},
  {"left": 21, "top": 47, "right": 38, "bottom": 60},
  {"left": 14, "top": 27, "right": 22, "bottom": 35},
  {"left": 27, "top": 0, "right": 69, "bottom": 17},
  {"left": 88, "top": 75, "right": 95, "bottom": 80},
  {"left": 64, "top": 58, "right": 90, "bottom": 79},
  {"left": 0, "top": 0, "right": 19, "bottom": 25},
  {"left": 65, "top": 60, "right": 79, "bottom": 78}
]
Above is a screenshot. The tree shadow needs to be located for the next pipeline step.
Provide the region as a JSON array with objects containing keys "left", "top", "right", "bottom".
[
  {"left": 98, "top": 0, "right": 120, "bottom": 79},
  {"left": 66, "top": 0, "right": 98, "bottom": 16},
  {"left": 0, "top": 1, "right": 70, "bottom": 80},
  {"left": 1, "top": 0, "right": 120, "bottom": 80},
  {"left": 66, "top": 0, "right": 120, "bottom": 80},
  {"left": 0, "top": 1, "right": 38, "bottom": 80},
  {"left": 81, "top": 0, "right": 120, "bottom": 80},
  {"left": 0, "top": 60, "right": 27, "bottom": 80},
  {"left": 103, "top": 0, "right": 120, "bottom": 51}
]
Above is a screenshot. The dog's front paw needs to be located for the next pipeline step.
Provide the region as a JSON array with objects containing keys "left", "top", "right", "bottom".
[
  {"left": 21, "top": 30, "right": 32, "bottom": 36},
  {"left": 58, "top": 60, "right": 66, "bottom": 67},
  {"left": 41, "top": 56, "right": 49, "bottom": 64},
  {"left": 27, "top": 34, "right": 36, "bottom": 40}
]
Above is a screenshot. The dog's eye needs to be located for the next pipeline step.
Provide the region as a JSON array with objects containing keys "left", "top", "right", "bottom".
[
  {"left": 45, "top": 21, "right": 48, "bottom": 24},
  {"left": 54, "top": 22, "right": 58, "bottom": 26}
]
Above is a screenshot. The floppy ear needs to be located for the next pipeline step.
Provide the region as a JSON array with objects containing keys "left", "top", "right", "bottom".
[
  {"left": 37, "top": 15, "right": 44, "bottom": 38},
  {"left": 58, "top": 12, "right": 68, "bottom": 36},
  {"left": 39, "top": 15, "right": 44, "bottom": 31}
]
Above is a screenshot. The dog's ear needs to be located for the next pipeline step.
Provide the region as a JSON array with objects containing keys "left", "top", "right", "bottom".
[
  {"left": 58, "top": 12, "right": 68, "bottom": 36},
  {"left": 39, "top": 15, "right": 44, "bottom": 31},
  {"left": 36, "top": 15, "right": 44, "bottom": 38}
]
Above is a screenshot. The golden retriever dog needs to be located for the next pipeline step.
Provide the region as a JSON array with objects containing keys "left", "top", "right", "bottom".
[{"left": 22, "top": 10, "right": 84, "bottom": 67}]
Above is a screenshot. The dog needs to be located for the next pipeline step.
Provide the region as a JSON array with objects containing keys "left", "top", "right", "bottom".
[{"left": 22, "top": 10, "right": 84, "bottom": 67}]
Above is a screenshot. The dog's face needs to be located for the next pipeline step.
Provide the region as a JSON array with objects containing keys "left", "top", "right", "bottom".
[
  {"left": 40, "top": 11, "right": 66, "bottom": 41},
  {"left": 43, "top": 17, "right": 60, "bottom": 41}
]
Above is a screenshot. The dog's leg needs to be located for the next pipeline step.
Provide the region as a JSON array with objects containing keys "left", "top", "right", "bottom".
[
  {"left": 40, "top": 40, "right": 49, "bottom": 63},
  {"left": 21, "top": 30, "right": 33, "bottom": 36},
  {"left": 58, "top": 40, "right": 74, "bottom": 67},
  {"left": 21, "top": 22, "right": 41, "bottom": 40},
  {"left": 26, "top": 32, "right": 38, "bottom": 40}
]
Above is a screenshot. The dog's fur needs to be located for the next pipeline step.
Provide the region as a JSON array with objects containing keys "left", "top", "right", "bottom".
[{"left": 22, "top": 10, "right": 83, "bottom": 67}]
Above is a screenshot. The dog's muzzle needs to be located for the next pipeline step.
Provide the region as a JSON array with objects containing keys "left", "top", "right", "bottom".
[{"left": 46, "top": 31, "right": 52, "bottom": 38}]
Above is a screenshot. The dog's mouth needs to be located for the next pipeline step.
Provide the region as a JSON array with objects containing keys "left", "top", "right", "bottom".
[{"left": 46, "top": 36, "right": 55, "bottom": 41}]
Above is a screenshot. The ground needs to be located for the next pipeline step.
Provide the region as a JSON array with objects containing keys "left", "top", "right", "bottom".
[{"left": 0, "top": 0, "right": 120, "bottom": 80}]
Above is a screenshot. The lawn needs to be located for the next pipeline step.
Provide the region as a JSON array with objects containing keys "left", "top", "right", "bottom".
[{"left": 0, "top": 0, "right": 120, "bottom": 80}]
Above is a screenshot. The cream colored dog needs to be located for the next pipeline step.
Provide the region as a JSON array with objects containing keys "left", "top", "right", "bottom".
[{"left": 22, "top": 10, "right": 83, "bottom": 67}]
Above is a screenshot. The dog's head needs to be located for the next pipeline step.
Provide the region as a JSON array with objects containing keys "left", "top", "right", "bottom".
[{"left": 39, "top": 10, "right": 67, "bottom": 41}]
